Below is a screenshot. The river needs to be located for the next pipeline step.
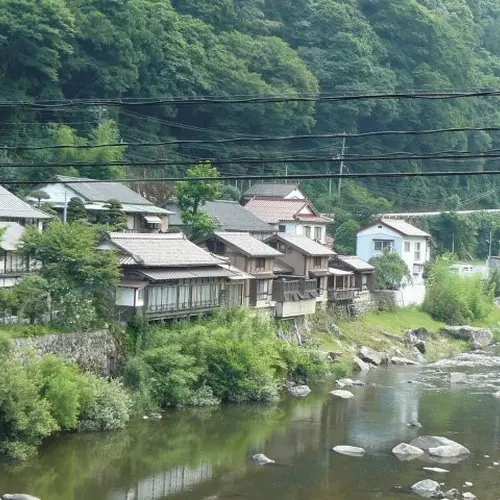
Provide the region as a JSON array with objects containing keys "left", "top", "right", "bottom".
[{"left": 2, "top": 351, "right": 500, "bottom": 500}]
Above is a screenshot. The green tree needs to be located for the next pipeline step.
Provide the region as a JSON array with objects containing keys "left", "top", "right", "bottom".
[
  {"left": 67, "top": 197, "right": 87, "bottom": 223},
  {"left": 369, "top": 249, "right": 411, "bottom": 290},
  {"left": 176, "top": 163, "right": 222, "bottom": 241},
  {"left": 101, "top": 199, "right": 127, "bottom": 231},
  {"left": 334, "top": 219, "right": 360, "bottom": 255},
  {"left": 22, "top": 221, "right": 121, "bottom": 328},
  {"left": 30, "top": 190, "right": 50, "bottom": 208},
  {"left": 14, "top": 275, "right": 50, "bottom": 324}
]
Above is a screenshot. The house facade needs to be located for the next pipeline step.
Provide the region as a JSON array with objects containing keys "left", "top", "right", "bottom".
[
  {"left": 266, "top": 233, "right": 335, "bottom": 313},
  {"left": 245, "top": 198, "right": 331, "bottom": 245},
  {"left": 201, "top": 231, "right": 282, "bottom": 311},
  {"left": 29, "top": 175, "right": 172, "bottom": 232},
  {"left": 98, "top": 232, "right": 248, "bottom": 322},
  {"left": 356, "top": 219, "right": 431, "bottom": 283}
]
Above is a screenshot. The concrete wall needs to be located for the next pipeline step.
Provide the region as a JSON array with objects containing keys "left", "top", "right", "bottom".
[{"left": 13, "top": 329, "right": 123, "bottom": 376}]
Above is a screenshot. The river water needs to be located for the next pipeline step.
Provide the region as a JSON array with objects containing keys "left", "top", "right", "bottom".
[{"left": 2, "top": 351, "right": 500, "bottom": 500}]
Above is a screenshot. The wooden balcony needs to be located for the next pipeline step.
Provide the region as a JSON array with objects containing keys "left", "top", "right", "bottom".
[
  {"left": 273, "top": 279, "right": 319, "bottom": 302},
  {"left": 328, "top": 288, "right": 358, "bottom": 301}
]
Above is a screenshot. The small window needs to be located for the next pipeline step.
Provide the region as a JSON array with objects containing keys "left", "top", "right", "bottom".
[
  {"left": 278, "top": 225, "right": 286, "bottom": 232},
  {"left": 374, "top": 240, "right": 393, "bottom": 251},
  {"left": 313, "top": 256, "right": 322, "bottom": 268},
  {"left": 137, "top": 288, "right": 145, "bottom": 301},
  {"left": 314, "top": 227, "right": 322, "bottom": 241},
  {"left": 404, "top": 241, "right": 411, "bottom": 252},
  {"left": 256, "top": 258, "right": 266, "bottom": 270},
  {"left": 257, "top": 279, "right": 269, "bottom": 300},
  {"left": 304, "top": 226, "right": 311, "bottom": 238}
]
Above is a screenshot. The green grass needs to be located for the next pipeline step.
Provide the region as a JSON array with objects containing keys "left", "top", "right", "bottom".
[{"left": 0, "top": 323, "right": 67, "bottom": 339}]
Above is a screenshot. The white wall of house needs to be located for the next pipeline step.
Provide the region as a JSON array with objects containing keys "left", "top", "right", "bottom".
[
  {"left": 283, "top": 188, "right": 306, "bottom": 200},
  {"left": 275, "top": 221, "right": 327, "bottom": 244},
  {"left": 357, "top": 224, "right": 430, "bottom": 283},
  {"left": 32, "top": 183, "right": 82, "bottom": 206}
]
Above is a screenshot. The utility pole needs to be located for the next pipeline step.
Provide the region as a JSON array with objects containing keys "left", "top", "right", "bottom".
[
  {"left": 489, "top": 229, "right": 493, "bottom": 258},
  {"left": 63, "top": 191, "right": 68, "bottom": 223},
  {"left": 337, "top": 133, "right": 346, "bottom": 196},
  {"left": 285, "top": 164, "right": 288, "bottom": 183}
]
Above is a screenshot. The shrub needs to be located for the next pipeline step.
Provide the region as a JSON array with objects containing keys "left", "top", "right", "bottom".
[
  {"left": 423, "top": 259, "right": 493, "bottom": 324},
  {"left": 370, "top": 249, "right": 411, "bottom": 290}
]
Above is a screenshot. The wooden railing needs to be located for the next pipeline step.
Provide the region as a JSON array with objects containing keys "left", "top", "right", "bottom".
[
  {"left": 328, "top": 288, "right": 358, "bottom": 301},
  {"left": 273, "top": 279, "right": 318, "bottom": 302}
]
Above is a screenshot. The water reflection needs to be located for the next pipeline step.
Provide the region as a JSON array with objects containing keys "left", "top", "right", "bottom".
[{"left": 2, "top": 361, "right": 500, "bottom": 500}]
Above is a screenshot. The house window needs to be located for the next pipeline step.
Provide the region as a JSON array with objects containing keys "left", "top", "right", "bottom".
[
  {"left": 257, "top": 279, "right": 269, "bottom": 300},
  {"left": 256, "top": 258, "right": 266, "bottom": 270},
  {"left": 413, "top": 264, "right": 424, "bottom": 276},
  {"left": 314, "top": 227, "right": 322, "bottom": 241},
  {"left": 313, "top": 256, "right": 322, "bottom": 268},
  {"left": 304, "top": 226, "right": 311, "bottom": 238},
  {"left": 404, "top": 241, "right": 411, "bottom": 252},
  {"left": 374, "top": 240, "right": 393, "bottom": 252},
  {"left": 278, "top": 225, "right": 286, "bottom": 232},
  {"left": 414, "top": 242, "right": 421, "bottom": 261}
]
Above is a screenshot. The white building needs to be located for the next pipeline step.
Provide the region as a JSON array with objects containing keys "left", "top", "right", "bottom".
[{"left": 356, "top": 219, "right": 431, "bottom": 283}]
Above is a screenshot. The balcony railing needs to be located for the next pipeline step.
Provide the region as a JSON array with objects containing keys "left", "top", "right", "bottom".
[{"left": 273, "top": 279, "right": 318, "bottom": 302}]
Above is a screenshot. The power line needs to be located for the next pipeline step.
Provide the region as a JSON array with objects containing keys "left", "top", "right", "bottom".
[
  {"left": 4, "top": 150, "right": 500, "bottom": 169},
  {"left": 1, "top": 89, "right": 500, "bottom": 108},
  {"left": 6, "top": 169, "right": 500, "bottom": 186},
  {"left": 3, "top": 126, "right": 500, "bottom": 151}
]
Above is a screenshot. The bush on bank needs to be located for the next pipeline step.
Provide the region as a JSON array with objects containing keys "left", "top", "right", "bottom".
[
  {"left": 123, "top": 309, "right": 331, "bottom": 410},
  {"left": 0, "top": 334, "right": 131, "bottom": 461}
]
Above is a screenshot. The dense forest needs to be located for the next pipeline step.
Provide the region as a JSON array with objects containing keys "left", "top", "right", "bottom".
[{"left": 3, "top": 0, "right": 500, "bottom": 218}]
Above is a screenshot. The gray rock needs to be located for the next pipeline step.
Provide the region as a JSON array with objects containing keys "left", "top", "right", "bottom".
[
  {"left": 352, "top": 380, "right": 366, "bottom": 386},
  {"left": 2, "top": 496, "right": 41, "bottom": 500},
  {"left": 391, "top": 356, "right": 420, "bottom": 365},
  {"left": 422, "top": 467, "right": 449, "bottom": 473},
  {"left": 428, "top": 443, "right": 470, "bottom": 458},
  {"left": 332, "top": 445, "right": 365, "bottom": 456},
  {"left": 463, "top": 482, "right": 473, "bottom": 488},
  {"left": 407, "top": 419, "right": 423, "bottom": 428},
  {"left": 330, "top": 323, "right": 342, "bottom": 336},
  {"left": 409, "top": 436, "right": 464, "bottom": 451},
  {"left": 288, "top": 385, "right": 311, "bottom": 397},
  {"left": 352, "top": 356, "right": 370, "bottom": 372},
  {"left": 336, "top": 378, "right": 354, "bottom": 388},
  {"left": 470, "top": 340, "right": 484, "bottom": 350},
  {"left": 406, "top": 327, "right": 430, "bottom": 342},
  {"left": 359, "top": 346, "right": 384, "bottom": 366},
  {"left": 462, "top": 493, "right": 476, "bottom": 500},
  {"left": 252, "top": 453, "right": 275, "bottom": 465},
  {"left": 392, "top": 443, "right": 424, "bottom": 459},
  {"left": 492, "top": 390, "right": 500, "bottom": 399},
  {"left": 415, "top": 340, "right": 427, "bottom": 354},
  {"left": 443, "top": 488, "right": 460, "bottom": 499},
  {"left": 411, "top": 479, "right": 442, "bottom": 498},
  {"left": 442, "top": 325, "right": 493, "bottom": 347},
  {"left": 330, "top": 389, "right": 354, "bottom": 399},
  {"left": 449, "top": 372, "right": 467, "bottom": 384},
  {"left": 149, "top": 412, "right": 162, "bottom": 420}
]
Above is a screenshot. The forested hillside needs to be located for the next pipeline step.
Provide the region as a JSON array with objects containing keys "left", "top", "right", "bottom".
[{"left": 2, "top": 0, "right": 500, "bottom": 215}]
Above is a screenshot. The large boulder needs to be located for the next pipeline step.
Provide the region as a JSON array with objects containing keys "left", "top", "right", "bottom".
[
  {"left": 392, "top": 443, "right": 424, "bottom": 460},
  {"left": 359, "top": 346, "right": 385, "bottom": 366},
  {"left": 332, "top": 445, "right": 365, "bottom": 456},
  {"left": 336, "top": 378, "right": 354, "bottom": 388},
  {"left": 2, "top": 496, "right": 41, "bottom": 500},
  {"left": 411, "top": 479, "right": 442, "bottom": 498},
  {"left": 406, "top": 327, "right": 430, "bottom": 342},
  {"left": 391, "top": 356, "right": 420, "bottom": 366},
  {"left": 442, "top": 326, "right": 493, "bottom": 347},
  {"left": 352, "top": 356, "right": 370, "bottom": 372},
  {"left": 428, "top": 444, "right": 470, "bottom": 458},
  {"left": 410, "top": 435, "right": 464, "bottom": 451},
  {"left": 252, "top": 453, "right": 275, "bottom": 465},
  {"left": 493, "top": 391, "right": 500, "bottom": 399},
  {"left": 288, "top": 385, "right": 311, "bottom": 397},
  {"left": 330, "top": 390, "right": 354, "bottom": 399}
]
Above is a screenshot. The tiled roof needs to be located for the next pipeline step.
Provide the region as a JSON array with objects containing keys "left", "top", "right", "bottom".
[
  {"left": 102, "top": 232, "right": 223, "bottom": 267},
  {"left": 379, "top": 219, "right": 430, "bottom": 238},
  {"left": 242, "top": 183, "right": 300, "bottom": 198},
  {"left": 328, "top": 267, "right": 353, "bottom": 276},
  {"left": 337, "top": 255, "right": 375, "bottom": 272},
  {"left": 138, "top": 267, "right": 235, "bottom": 281},
  {"left": 203, "top": 200, "right": 275, "bottom": 233},
  {"left": 245, "top": 198, "right": 314, "bottom": 224},
  {"left": 268, "top": 233, "right": 335, "bottom": 256},
  {"left": 274, "top": 259, "right": 295, "bottom": 274},
  {"left": 0, "top": 185, "right": 51, "bottom": 220},
  {"left": 213, "top": 231, "right": 282, "bottom": 257},
  {"left": 0, "top": 222, "right": 25, "bottom": 251},
  {"left": 52, "top": 175, "right": 156, "bottom": 205}
]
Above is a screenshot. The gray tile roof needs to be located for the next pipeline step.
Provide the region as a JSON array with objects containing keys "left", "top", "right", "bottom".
[
  {"left": 103, "top": 232, "right": 224, "bottom": 267},
  {"left": 138, "top": 267, "right": 235, "bottom": 281},
  {"left": 267, "top": 233, "right": 335, "bottom": 257},
  {"left": 213, "top": 231, "right": 282, "bottom": 257},
  {"left": 337, "top": 255, "right": 375, "bottom": 271},
  {"left": 243, "top": 183, "right": 300, "bottom": 198},
  {"left": 379, "top": 219, "right": 430, "bottom": 238},
  {"left": 203, "top": 200, "right": 275, "bottom": 233},
  {"left": 0, "top": 185, "right": 51, "bottom": 220},
  {"left": 53, "top": 175, "right": 156, "bottom": 205},
  {"left": 0, "top": 222, "right": 25, "bottom": 251}
]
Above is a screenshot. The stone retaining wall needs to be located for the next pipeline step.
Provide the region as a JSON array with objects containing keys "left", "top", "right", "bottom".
[{"left": 13, "top": 329, "right": 123, "bottom": 376}]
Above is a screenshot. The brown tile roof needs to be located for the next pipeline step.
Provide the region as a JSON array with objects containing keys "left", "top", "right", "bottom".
[
  {"left": 102, "top": 232, "right": 224, "bottom": 267},
  {"left": 213, "top": 231, "right": 282, "bottom": 257},
  {"left": 267, "top": 233, "right": 335, "bottom": 257},
  {"left": 245, "top": 198, "right": 329, "bottom": 224}
]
